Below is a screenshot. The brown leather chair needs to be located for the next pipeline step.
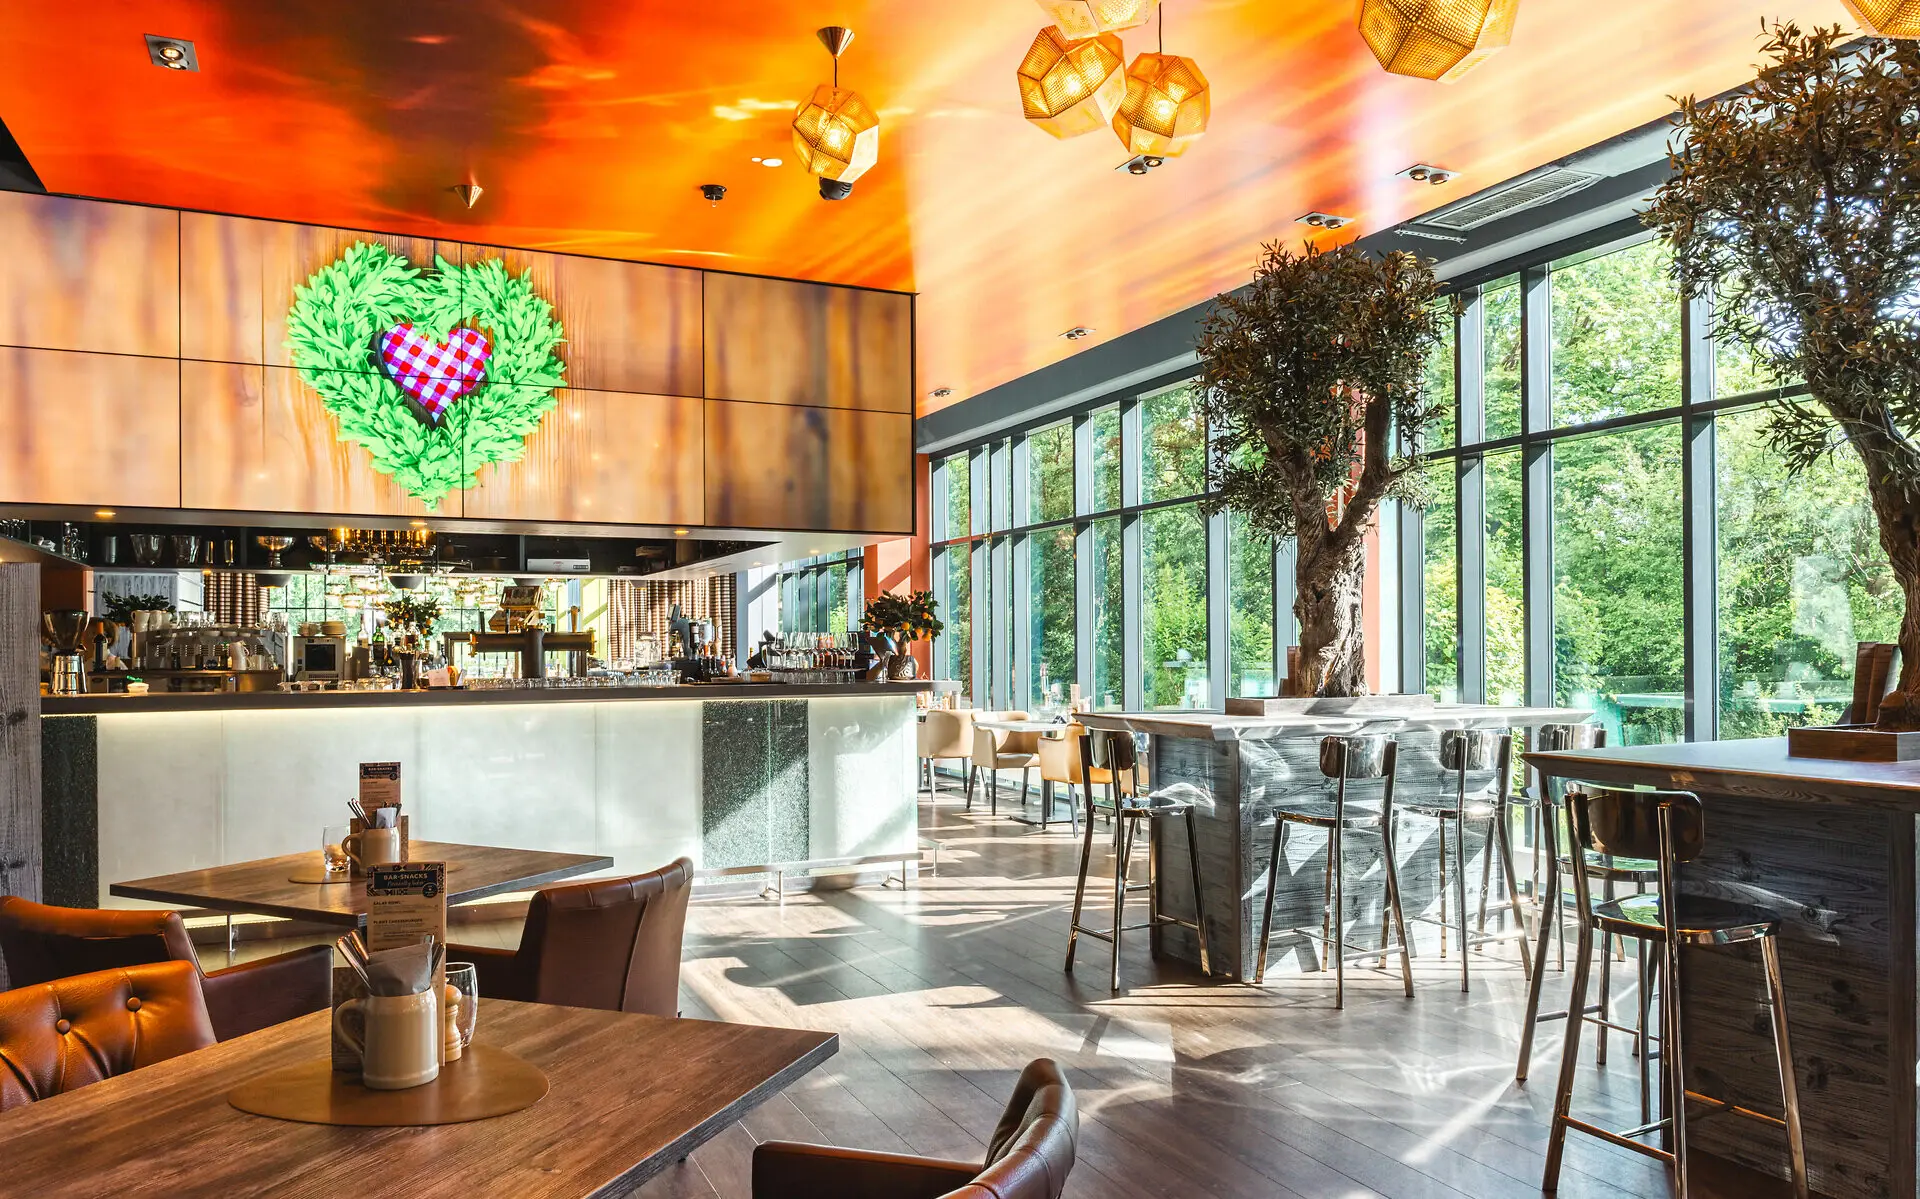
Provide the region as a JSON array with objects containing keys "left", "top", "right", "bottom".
[
  {"left": 448, "top": 857, "right": 693, "bottom": 1016},
  {"left": 0, "top": 959, "right": 217, "bottom": 1112},
  {"left": 752, "top": 1058, "right": 1077, "bottom": 1199},
  {"left": 0, "top": 897, "right": 332, "bottom": 1042}
]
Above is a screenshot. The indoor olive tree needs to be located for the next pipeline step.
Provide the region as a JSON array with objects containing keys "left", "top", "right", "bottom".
[
  {"left": 1646, "top": 23, "right": 1920, "bottom": 729},
  {"left": 1198, "top": 242, "right": 1443, "bottom": 697}
]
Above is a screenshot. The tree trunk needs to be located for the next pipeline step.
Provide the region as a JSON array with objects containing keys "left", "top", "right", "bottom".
[
  {"left": 1841, "top": 417, "right": 1920, "bottom": 729},
  {"left": 1294, "top": 525, "right": 1368, "bottom": 698}
]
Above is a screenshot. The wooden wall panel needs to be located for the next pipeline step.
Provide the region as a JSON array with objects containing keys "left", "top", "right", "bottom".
[
  {"left": 0, "top": 193, "right": 177, "bottom": 359},
  {"left": 179, "top": 362, "right": 437, "bottom": 518},
  {"left": 463, "top": 246, "right": 703, "bottom": 396},
  {"left": 464, "top": 388, "right": 704, "bottom": 525},
  {"left": 704, "top": 401, "right": 913, "bottom": 534},
  {"left": 179, "top": 212, "right": 451, "bottom": 369},
  {"left": 704, "top": 274, "right": 911, "bottom": 413},
  {"left": 0, "top": 348, "right": 180, "bottom": 507},
  {"left": 0, "top": 563, "right": 42, "bottom": 964}
]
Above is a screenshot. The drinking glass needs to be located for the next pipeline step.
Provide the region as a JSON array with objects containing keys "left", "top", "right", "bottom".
[
  {"left": 321, "top": 824, "right": 351, "bottom": 876},
  {"left": 445, "top": 962, "right": 479, "bottom": 1051}
]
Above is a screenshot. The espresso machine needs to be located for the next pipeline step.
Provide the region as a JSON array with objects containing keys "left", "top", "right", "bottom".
[{"left": 42, "top": 609, "right": 90, "bottom": 695}]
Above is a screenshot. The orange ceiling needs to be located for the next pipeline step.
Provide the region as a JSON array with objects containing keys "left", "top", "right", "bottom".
[{"left": 0, "top": 1, "right": 1856, "bottom": 414}]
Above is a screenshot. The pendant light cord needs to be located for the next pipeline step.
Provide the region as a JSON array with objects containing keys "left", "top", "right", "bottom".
[{"left": 1158, "top": 4, "right": 1164, "bottom": 56}]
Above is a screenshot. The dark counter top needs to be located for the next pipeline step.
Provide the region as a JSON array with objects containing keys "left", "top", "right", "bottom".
[
  {"left": 42, "top": 679, "right": 929, "bottom": 715},
  {"left": 1527, "top": 735, "right": 1920, "bottom": 812}
]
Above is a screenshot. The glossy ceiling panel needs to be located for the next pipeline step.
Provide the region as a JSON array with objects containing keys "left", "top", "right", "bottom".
[{"left": 0, "top": 1, "right": 1854, "bottom": 412}]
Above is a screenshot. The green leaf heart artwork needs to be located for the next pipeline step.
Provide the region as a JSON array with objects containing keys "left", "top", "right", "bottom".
[{"left": 285, "top": 242, "right": 566, "bottom": 508}]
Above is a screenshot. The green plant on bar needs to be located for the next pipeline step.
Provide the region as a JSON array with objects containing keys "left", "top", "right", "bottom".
[
  {"left": 99, "top": 593, "right": 174, "bottom": 625},
  {"left": 1647, "top": 22, "right": 1920, "bottom": 730},
  {"left": 1197, "top": 242, "right": 1444, "bottom": 697}
]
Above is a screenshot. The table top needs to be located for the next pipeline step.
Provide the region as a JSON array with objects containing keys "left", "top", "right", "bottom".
[
  {"left": 1528, "top": 736, "right": 1920, "bottom": 813},
  {"left": 973, "top": 717, "right": 1073, "bottom": 736},
  {"left": 1083, "top": 703, "right": 1590, "bottom": 742},
  {"left": 110, "top": 841, "right": 614, "bottom": 926},
  {"left": 0, "top": 1001, "right": 837, "bottom": 1198}
]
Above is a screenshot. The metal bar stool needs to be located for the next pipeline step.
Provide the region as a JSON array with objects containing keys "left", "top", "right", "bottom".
[
  {"left": 1395, "top": 728, "right": 1531, "bottom": 992},
  {"left": 1063, "top": 727, "right": 1211, "bottom": 992},
  {"left": 1516, "top": 723, "right": 1660, "bottom": 1113},
  {"left": 1254, "top": 734, "right": 1413, "bottom": 1008},
  {"left": 1542, "top": 785, "right": 1807, "bottom": 1199}
]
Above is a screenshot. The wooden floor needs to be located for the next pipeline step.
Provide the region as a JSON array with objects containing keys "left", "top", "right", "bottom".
[{"left": 241, "top": 790, "right": 1800, "bottom": 1199}]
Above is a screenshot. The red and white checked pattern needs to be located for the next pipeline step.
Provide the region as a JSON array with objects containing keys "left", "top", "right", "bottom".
[{"left": 377, "top": 323, "right": 492, "bottom": 420}]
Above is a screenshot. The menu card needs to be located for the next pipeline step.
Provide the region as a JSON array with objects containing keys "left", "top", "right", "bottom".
[
  {"left": 365, "top": 862, "right": 446, "bottom": 952},
  {"left": 359, "top": 761, "right": 402, "bottom": 809}
]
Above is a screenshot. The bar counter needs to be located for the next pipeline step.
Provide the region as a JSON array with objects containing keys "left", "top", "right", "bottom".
[
  {"left": 40, "top": 682, "right": 928, "bottom": 912},
  {"left": 1529, "top": 737, "right": 1919, "bottom": 1199},
  {"left": 1082, "top": 702, "right": 1587, "bottom": 982}
]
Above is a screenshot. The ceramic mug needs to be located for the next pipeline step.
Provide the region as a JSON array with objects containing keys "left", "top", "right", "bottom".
[
  {"left": 334, "top": 991, "right": 440, "bottom": 1090},
  {"left": 342, "top": 826, "right": 400, "bottom": 871}
]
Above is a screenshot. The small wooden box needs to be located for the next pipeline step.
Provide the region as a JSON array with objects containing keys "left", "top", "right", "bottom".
[{"left": 1786, "top": 723, "right": 1920, "bottom": 762}]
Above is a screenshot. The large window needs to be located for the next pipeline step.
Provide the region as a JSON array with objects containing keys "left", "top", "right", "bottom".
[
  {"left": 1142, "top": 505, "right": 1209, "bottom": 710},
  {"left": 1091, "top": 517, "right": 1123, "bottom": 709},
  {"left": 1407, "top": 232, "right": 1859, "bottom": 745},
  {"left": 1028, "top": 421, "right": 1073, "bottom": 525},
  {"left": 1140, "top": 385, "right": 1206, "bottom": 502},
  {"left": 1229, "top": 511, "right": 1275, "bottom": 698},
  {"left": 1028, "top": 525, "right": 1075, "bottom": 710}
]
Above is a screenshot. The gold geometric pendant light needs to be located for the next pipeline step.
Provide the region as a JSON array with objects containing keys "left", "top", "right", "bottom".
[
  {"left": 792, "top": 27, "right": 881, "bottom": 197},
  {"left": 1111, "top": 5, "right": 1208, "bottom": 160},
  {"left": 1036, "top": 0, "right": 1159, "bottom": 39},
  {"left": 1358, "top": 0, "right": 1521, "bottom": 82},
  {"left": 1018, "top": 26, "right": 1128, "bottom": 139},
  {"left": 1841, "top": 0, "right": 1920, "bottom": 37}
]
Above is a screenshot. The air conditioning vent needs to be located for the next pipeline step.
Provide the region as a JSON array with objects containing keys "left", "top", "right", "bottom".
[{"left": 1419, "top": 167, "right": 1602, "bottom": 231}]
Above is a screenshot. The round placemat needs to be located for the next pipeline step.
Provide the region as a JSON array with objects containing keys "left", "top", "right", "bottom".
[{"left": 228, "top": 1044, "right": 549, "bottom": 1126}]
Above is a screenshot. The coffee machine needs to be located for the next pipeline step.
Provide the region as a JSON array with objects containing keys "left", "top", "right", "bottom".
[{"left": 42, "top": 609, "right": 90, "bottom": 695}]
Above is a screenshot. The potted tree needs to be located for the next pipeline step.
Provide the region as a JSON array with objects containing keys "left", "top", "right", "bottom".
[
  {"left": 1646, "top": 23, "right": 1920, "bottom": 746},
  {"left": 861, "top": 590, "right": 944, "bottom": 681},
  {"left": 1199, "top": 241, "right": 1445, "bottom": 698}
]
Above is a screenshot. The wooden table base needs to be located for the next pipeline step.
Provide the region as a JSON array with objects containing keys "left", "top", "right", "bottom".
[{"left": 228, "top": 1044, "right": 549, "bottom": 1126}]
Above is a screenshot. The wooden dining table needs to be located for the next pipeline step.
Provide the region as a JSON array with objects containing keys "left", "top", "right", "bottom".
[
  {"left": 110, "top": 841, "right": 614, "bottom": 929},
  {"left": 0, "top": 1000, "right": 837, "bottom": 1197}
]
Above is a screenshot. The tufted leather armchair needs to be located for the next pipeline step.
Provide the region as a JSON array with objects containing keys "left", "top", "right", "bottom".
[
  {"left": 448, "top": 857, "right": 692, "bottom": 1017},
  {"left": 0, "top": 897, "right": 333, "bottom": 1042},
  {"left": 752, "top": 1058, "right": 1078, "bottom": 1199},
  {"left": 0, "top": 959, "right": 216, "bottom": 1112}
]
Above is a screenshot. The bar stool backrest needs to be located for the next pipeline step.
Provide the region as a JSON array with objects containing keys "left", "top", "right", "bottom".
[
  {"left": 1317, "top": 734, "right": 1393, "bottom": 782},
  {"left": 1439, "top": 728, "right": 1505, "bottom": 773},
  {"left": 1565, "top": 787, "right": 1705, "bottom": 865},
  {"left": 1079, "top": 727, "right": 1143, "bottom": 802},
  {"left": 1536, "top": 723, "right": 1606, "bottom": 753}
]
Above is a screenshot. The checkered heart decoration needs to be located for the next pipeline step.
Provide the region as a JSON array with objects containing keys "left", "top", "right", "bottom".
[
  {"left": 285, "top": 242, "right": 566, "bottom": 508},
  {"left": 373, "top": 323, "right": 493, "bottom": 427}
]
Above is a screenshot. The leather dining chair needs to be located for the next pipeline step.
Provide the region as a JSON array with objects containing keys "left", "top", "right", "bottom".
[
  {"left": 918, "top": 709, "right": 976, "bottom": 797},
  {"left": 752, "top": 1058, "right": 1078, "bottom": 1199},
  {"left": 969, "top": 710, "right": 1040, "bottom": 816},
  {"left": 0, "top": 960, "right": 217, "bottom": 1112},
  {"left": 0, "top": 897, "right": 332, "bottom": 1042},
  {"left": 448, "top": 857, "right": 693, "bottom": 1017}
]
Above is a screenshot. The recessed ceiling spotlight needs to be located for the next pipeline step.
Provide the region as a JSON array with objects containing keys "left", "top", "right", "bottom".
[
  {"left": 144, "top": 35, "right": 199, "bottom": 71},
  {"left": 94, "top": 509, "right": 116, "bottom": 519},
  {"left": 1297, "top": 212, "right": 1354, "bottom": 229},
  {"left": 750, "top": 156, "right": 784, "bottom": 168},
  {"left": 1117, "top": 154, "right": 1165, "bottom": 176},
  {"left": 929, "top": 387, "right": 954, "bottom": 399},
  {"left": 1060, "top": 326, "right": 1095, "bottom": 341},
  {"left": 409, "top": 519, "right": 429, "bottom": 528},
  {"left": 1397, "top": 163, "right": 1456, "bottom": 186},
  {"left": 673, "top": 527, "right": 690, "bottom": 535}
]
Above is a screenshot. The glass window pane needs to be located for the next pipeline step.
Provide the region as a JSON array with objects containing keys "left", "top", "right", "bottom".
[
  {"left": 1423, "top": 463, "right": 1458, "bottom": 701},
  {"left": 1553, "top": 423, "right": 1683, "bottom": 746},
  {"left": 1141, "top": 385, "right": 1206, "bottom": 503},
  {"left": 1028, "top": 526, "right": 1076, "bottom": 709},
  {"left": 1229, "top": 511, "right": 1274, "bottom": 698},
  {"left": 941, "top": 546, "right": 971, "bottom": 689},
  {"left": 1029, "top": 421, "right": 1074, "bottom": 525},
  {"left": 1142, "top": 504, "right": 1209, "bottom": 710},
  {"left": 1091, "top": 406, "right": 1122, "bottom": 513},
  {"left": 826, "top": 564, "right": 848, "bottom": 636},
  {"left": 1549, "top": 240, "right": 1681, "bottom": 427},
  {"left": 1717, "top": 407, "right": 1899, "bottom": 736},
  {"left": 941, "top": 452, "right": 970, "bottom": 542},
  {"left": 1483, "top": 275, "right": 1522, "bottom": 442},
  {"left": 1423, "top": 300, "right": 1456, "bottom": 451},
  {"left": 989, "top": 440, "right": 1014, "bottom": 533},
  {"left": 1091, "top": 517, "right": 1123, "bottom": 709},
  {"left": 1485, "top": 451, "right": 1524, "bottom": 705}
]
